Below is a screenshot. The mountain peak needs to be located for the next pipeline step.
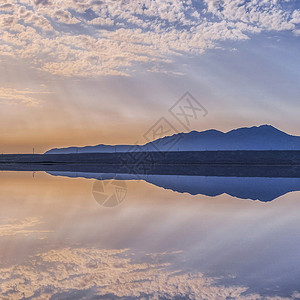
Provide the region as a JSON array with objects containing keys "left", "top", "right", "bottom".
[
  {"left": 226, "top": 124, "right": 287, "bottom": 136},
  {"left": 253, "top": 124, "right": 281, "bottom": 131}
]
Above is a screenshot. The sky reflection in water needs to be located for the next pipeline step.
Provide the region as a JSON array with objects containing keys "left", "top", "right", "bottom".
[{"left": 0, "top": 171, "right": 300, "bottom": 299}]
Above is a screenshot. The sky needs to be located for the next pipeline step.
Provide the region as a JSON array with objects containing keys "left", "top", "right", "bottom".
[{"left": 0, "top": 0, "right": 300, "bottom": 153}]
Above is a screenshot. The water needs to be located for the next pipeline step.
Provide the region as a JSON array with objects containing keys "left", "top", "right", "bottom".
[{"left": 0, "top": 171, "right": 300, "bottom": 299}]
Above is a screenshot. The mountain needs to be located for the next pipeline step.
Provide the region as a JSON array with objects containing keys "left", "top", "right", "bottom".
[{"left": 45, "top": 125, "right": 300, "bottom": 154}]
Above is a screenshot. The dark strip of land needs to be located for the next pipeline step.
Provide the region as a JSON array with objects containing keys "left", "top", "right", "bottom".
[
  {"left": 1, "top": 151, "right": 300, "bottom": 178},
  {"left": 1, "top": 151, "right": 300, "bottom": 165},
  {"left": 1, "top": 163, "right": 300, "bottom": 178}
]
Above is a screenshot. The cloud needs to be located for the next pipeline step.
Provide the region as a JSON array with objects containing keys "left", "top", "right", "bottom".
[
  {"left": 0, "top": 87, "right": 53, "bottom": 106},
  {"left": 0, "top": 217, "right": 51, "bottom": 237},
  {"left": 52, "top": 10, "right": 80, "bottom": 24},
  {"left": 291, "top": 10, "right": 300, "bottom": 24},
  {"left": 88, "top": 17, "right": 114, "bottom": 26},
  {"left": 0, "top": 3, "right": 13, "bottom": 12},
  {"left": 0, "top": 0, "right": 299, "bottom": 77},
  {"left": 0, "top": 247, "right": 290, "bottom": 299}
]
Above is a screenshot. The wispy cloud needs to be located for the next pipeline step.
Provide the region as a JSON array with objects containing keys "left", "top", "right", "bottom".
[
  {"left": 0, "top": 217, "right": 51, "bottom": 237},
  {"left": 0, "top": 87, "right": 52, "bottom": 106},
  {"left": 0, "top": 0, "right": 299, "bottom": 77}
]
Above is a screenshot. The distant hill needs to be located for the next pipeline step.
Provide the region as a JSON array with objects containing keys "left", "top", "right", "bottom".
[{"left": 45, "top": 125, "right": 300, "bottom": 154}]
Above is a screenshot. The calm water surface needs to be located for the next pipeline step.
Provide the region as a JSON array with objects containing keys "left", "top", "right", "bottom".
[{"left": 0, "top": 171, "right": 300, "bottom": 299}]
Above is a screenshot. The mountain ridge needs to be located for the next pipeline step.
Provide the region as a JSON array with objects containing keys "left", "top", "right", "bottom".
[{"left": 45, "top": 125, "right": 300, "bottom": 154}]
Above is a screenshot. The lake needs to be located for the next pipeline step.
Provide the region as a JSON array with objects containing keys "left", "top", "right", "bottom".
[{"left": 0, "top": 171, "right": 300, "bottom": 299}]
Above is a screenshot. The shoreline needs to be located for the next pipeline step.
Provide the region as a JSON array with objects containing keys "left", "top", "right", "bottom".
[
  {"left": 1, "top": 150, "right": 300, "bottom": 165},
  {"left": 1, "top": 151, "right": 300, "bottom": 178}
]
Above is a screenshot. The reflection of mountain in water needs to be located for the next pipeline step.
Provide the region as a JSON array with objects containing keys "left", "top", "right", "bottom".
[{"left": 47, "top": 172, "right": 300, "bottom": 202}]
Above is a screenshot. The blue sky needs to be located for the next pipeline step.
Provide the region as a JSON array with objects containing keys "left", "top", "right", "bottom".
[{"left": 0, "top": 0, "right": 299, "bottom": 152}]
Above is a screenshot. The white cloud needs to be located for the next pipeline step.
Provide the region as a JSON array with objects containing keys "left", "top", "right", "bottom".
[
  {"left": 52, "top": 9, "right": 80, "bottom": 24},
  {"left": 291, "top": 10, "right": 300, "bottom": 24},
  {"left": 293, "top": 28, "right": 300, "bottom": 36},
  {"left": 0, "top": 0, "right": 298, "bottom": 77},
  {"left": 0, "top": 3, "right": 13, "bottom": 12}
]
